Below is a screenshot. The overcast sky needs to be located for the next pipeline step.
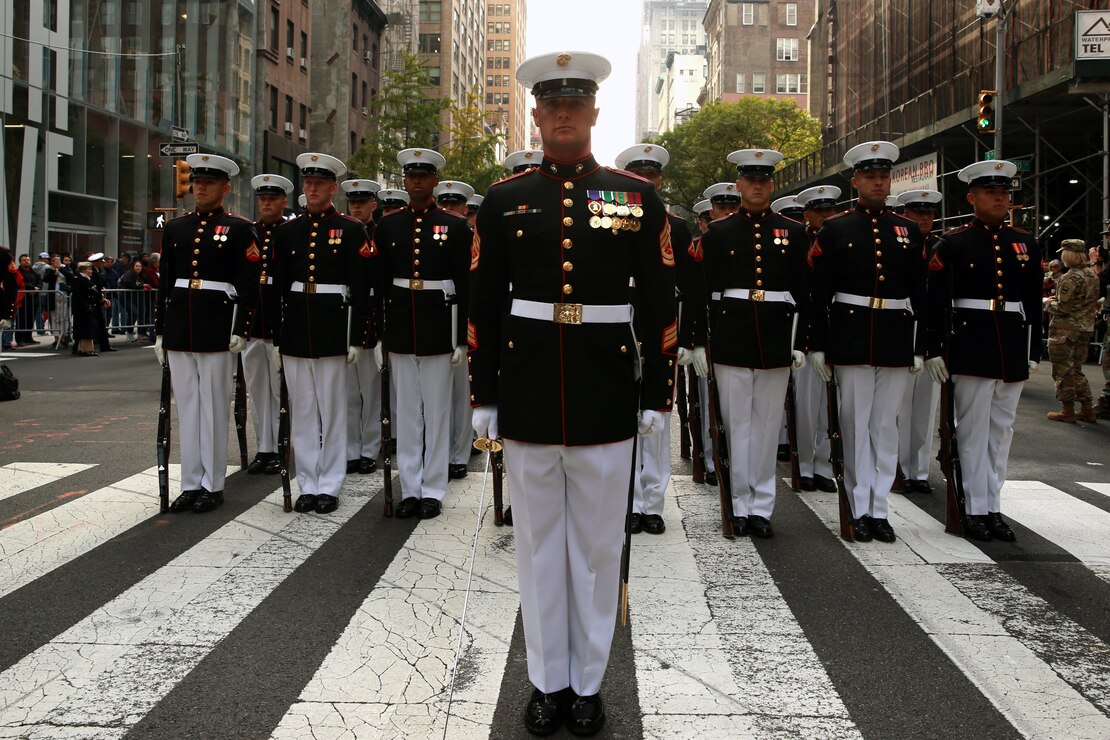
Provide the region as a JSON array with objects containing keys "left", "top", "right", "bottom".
[{"left": 525, "top": 0, "right": 644, "bottom": 166}]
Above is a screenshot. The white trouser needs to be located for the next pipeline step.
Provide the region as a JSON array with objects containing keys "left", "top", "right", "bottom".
[
  {"left": 505, "top": 438, "right": 633, "bottom": 696},
  {"left": 346, "top": 350, "right": 382, "bottom": 460},
  {"left": 284, "top": 355, "right": 347, "bottom": 497},
  {"left": 715, "top": 365, "right": 790, "bottom": 519},
  {"left": 897, "top": 372, "right": 940, "bottom": 480},
  {"left": 391, "top": 352, "right": 451, "bottom": 501},
  {"left": 241, "top": 338, "right": 280, "bottom": 454},
  {"left": 794, "top": 363, "right": 831, "bottom": 479},
  {"left": 836, "top": 366, "right": 911, "bottom": 520},
  {"left": 450, "top": 361, "right": 473, "bottom": 465},
  {"left": 952, "top": 376, "right": 1023, "bottom": 516},
  {"left": 697, "top": 375, "right": 716, "bottom": 474},
  {"left": 167, "top": 350, "right": 233, "bottom": 493},
  {"left": 633, "top": 412, "right": 672, "bottom": 515}
]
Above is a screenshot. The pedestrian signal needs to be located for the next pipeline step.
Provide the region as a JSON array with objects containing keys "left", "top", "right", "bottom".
[
  {"left": 977, "top": 90, "right": 996, "bottom": 134},
  {"left": 175, "top": 160, "right": 191, "bottom": 198}
]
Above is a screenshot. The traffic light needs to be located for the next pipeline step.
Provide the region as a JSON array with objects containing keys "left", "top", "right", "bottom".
[
  {"left": 175, "top": 159, "right": 191, "bottom": 198},
  {"left": 977, "top": 90, "right": 996, "bottom": 134}
]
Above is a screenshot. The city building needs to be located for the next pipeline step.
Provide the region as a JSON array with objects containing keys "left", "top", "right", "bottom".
[
  {"left": 417, "top": 0, "right": 486, "bottom": 142},
  {"left": 483, "top": 1, "right": 527, "bottom": 154},
  {"left": 636, "top": 0, "right": 707, "bottom": 141},
  {"left": 254, "top": 0, "right": 313, "bottom": 186},
  {"left": 656, "top": 52, "right": 706, "bottom": 135},
  {"left": 701, "top": 0, "right": 814, "bottom": 111}
]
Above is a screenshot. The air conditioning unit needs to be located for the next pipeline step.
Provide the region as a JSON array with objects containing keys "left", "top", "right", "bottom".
[
  {"left": 363, "top": 50, "right": 373, "bottom": 62},
  {"left": 300, "top": 57, "right": 308, "bottom": 69},
  {"left": 298, "top": 129, "right": 307, "bottom": 140},
  {"left": 361, "top": 107, "right": 369, "bottom": 117},
  {"left": 284, "top": 122, "right": 294, "bottom": 134},
  {"left": 286, "top": 46, "right": 295, "bottom": 59}
]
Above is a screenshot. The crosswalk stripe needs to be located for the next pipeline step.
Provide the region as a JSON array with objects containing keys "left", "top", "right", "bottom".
[
  {"left": 1080, "top": 481, "right": 1110, "bottom": 499},
  {"left": 1003, "top": 480, "right": 1110, "bottom": 565},
  {"left": 272, "top": 472, "right": 519, "bottom": 738},
  {"left": 0, "top": 480, "right": 372, "bottom": 738},
  {"left": 798, "top": 490, "right": 1110, "bottom": 738},
  {"left": 0, "top": 463, "right": 96, "bottom": 504}
]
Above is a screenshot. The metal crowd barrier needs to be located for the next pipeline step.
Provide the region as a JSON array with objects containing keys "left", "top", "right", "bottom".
[
  {"left": 104, "top": 287, "right": 157, "bottom": 340},
  {"left": 4, "top": 288, "right": 156, "bottom": 350}
]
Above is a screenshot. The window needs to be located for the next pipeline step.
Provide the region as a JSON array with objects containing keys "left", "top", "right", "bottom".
[
  {"left": 418, "top": 33, "right": 441, "bottom": 54},
  {"left": 352, "top": 25, "right": 358, "bottom": 51},
  {"left": 742, "top": 3, "right": 754, "bottom": 25},
  {"left": 486, "top": 92, "right": 494, "bottom": 104},
  {"left": 735, "top": 73, "right": 745, "bottom": 94},
  {"left": 786, "top": 3, "right": 798, "bottom": 26},
  {"left": 351, "top": 74, "right": 358, "bottom": 108},
  {"left": 268, "top": 85, "right": 278, "bottom": 129},
  {"left": 284, "top": 95, "right": 293, "bottom": 131},
  {"left": 299, "top": 104, "right": 307, "bottom": 137},
  {"left": 775, "top": 74, "right": 807, "bottom": 93},
  {"left": 427, "top": 66, "right": 441, "bottom": 85},
  {"left": 777, "top": 38, "right": 799, "bottom": 61},
  {"left": 420, "top": 1, "right": 441, "bottom": 23},
  {"left": 752, "top": 73, "right": 765, "bottom": 93},
  {"left": 362, "top": 80, "right": 367, "bottom": 107},
  {"left": 286, "top": 20, "right": 294, "bottom": 54},
  {"left": 269, "top": 6, "right": 279, "bottom": 51},
  {"left": 300, "top": 31, "right": 308, "bottom": 62},
  {"left": 486, "top": 74, "right": 494, "bottom": 88}
]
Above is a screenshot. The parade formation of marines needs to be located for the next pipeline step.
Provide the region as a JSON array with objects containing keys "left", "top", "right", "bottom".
[{"left": 148, "top": 48, "right": 1099, "bottom": 736}]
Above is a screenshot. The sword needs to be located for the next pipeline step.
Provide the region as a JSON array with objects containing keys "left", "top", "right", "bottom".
[
  {"left": 156, "top": 358, "right": 172, "bottom": 513},
  {"left": 620, "top": 434, "right": 638, "bottom": 628},
  {"left": 278, "top": 366, "right": 292, "bottom": 512},
  {"left": 234, "top": 354, "right": 248, "bottom": 468},
  {"left": 474, "top": 437, "right": 505, "bottom": 524}
]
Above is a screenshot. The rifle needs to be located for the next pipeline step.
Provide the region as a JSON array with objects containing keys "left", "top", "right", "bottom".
[
  {"left": 688, "top": 368, "right": 706, "bottom": 483},
  {"left": 492, "top": 446, "right": 505, "bottom": 526},
  {"left": 937, "top": 377, "right": 966, "bottom": 536},
  {"left": 785, "top": 372, "right": 801, "bottom": 492},
  {"left": 704, "top": 343, "right": 736, "bottom": 539},
  {"left": 157, "top": 360, "right": 172, "bottom": 513},
  {"left": 676, "top": 365, "right": 691, "bottom": 459},
  {"left": 620, "top": 434, "right": 637, "bottom": 627},
  {"left": 233, "top": 354, "right": 248, "bottom": 468},
  {"left": 277, "top": 366, "right": 292, "bottom": 512},
  {"left": 826, "top": 369, "right": 855, "bottom": 541},
  {"left": 380, "top": 345, "right": 395, "bottom": 517}
]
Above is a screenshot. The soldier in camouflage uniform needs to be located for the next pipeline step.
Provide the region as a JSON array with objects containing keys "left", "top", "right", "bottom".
[{"left": 1045, "top": 238, "right": 1102, "bottom": 423}]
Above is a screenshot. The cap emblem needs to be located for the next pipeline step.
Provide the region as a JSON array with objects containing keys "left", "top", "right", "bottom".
[
  {"left": 755, "top": 151, "right": 764, "bottom": 158},
  {"left": 817, "top": 187, "right": 825, "bottom": 193},
  {"left": 311, "top": 155, "right": 319, "bottom": 162},
  {"left": 557, "top": 53, "right": 572, "bottom": 66},
  {"left": 995, "top": 163, "right": 1003, "bottom": 170},
  {"left": 524, "top": 152, "right": 535, "bottom": 159},
  {"left": 414, "top": 151, "right": 422, "bottom": 157},
  {"left": 644, "top": 146, "right": 652, "bottom": 153},
  {"left": 201, "top": 155, "right": 210, "bottom": 162},
  {"left": 263, "top": 176, "right": 270, "bottom": 181},
  {"left": 870, "top": 144, "right": 880, "bottom": 152}
]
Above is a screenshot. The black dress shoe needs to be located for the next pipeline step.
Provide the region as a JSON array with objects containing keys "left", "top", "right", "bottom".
[
  {"left": 246, "top": 452, "right": 272, "bottom": 475},
  {"left": 777, "top": 444, "right": 790, "bottom": 462},
  {"left": 170, "top": 490, "right": 202, "bottom": 513},
  {"left": 905, "top": 479, "right": 932, "bottom": 494},
  {"left": 315, "top": 494, "right": 339, "bottom": 514},
  {"left": 987, "top": 512, "right": 1016, "bottom": 542},
  {"left": 642, "top": 514, "right": 666, "bottom": 535},
  {"left": 566, "top": 692, "right": 605, "bottom": 737},
  {"left": 395, "top": 497, "right": 421, "bottom": 519},
  {"left": 731, "top": 516, "right": 749, "bottom": 536},
  {"left": 293, "top": 494, "right": 318, "bottom": 513},
  {"left": 448, "top": 463, "right": 468, "bottom": 479},
  {"left": 346, "top": 459, "right": 360, "bottom": 474},
  {"left": 503, "top": 506, "right": 513, "bottom": 526},
  {"left": 523, "top": 687, "right": 563, "bottom": 736},
  {"left": 852, "top": 516, "right": 874, "bottom": 542},
  {"left": 813, "top": 474, "right": 838, "bottom": 493},
  {"left": 264, "top": 455, "right": 282, "bottom": 474},
  {"left": 747, "top": 515, "right": 774, "bottom": 538},
  {"left": 193, "top": 490, "right": 224, "bottom": 513},
  {"left": 419, "top": 498, "right": 441, "bottom": 519},
  {"left": 629, "top": 512, "right": 643, "bottom": 534},
  {"left": 703, "top": 471, "right": 718, "bottom": 486},
  {"left": 799, "top": 476, "right": 817, "bottom": 492},
  {"left": 871, "top": 517, "right": 896, "bottom": 543},
  {"left": 358, "top": 456, "right": 377, "bottom": 474},
  {"left": 965, "top": 515, "right": 993, "bottom": 542}
]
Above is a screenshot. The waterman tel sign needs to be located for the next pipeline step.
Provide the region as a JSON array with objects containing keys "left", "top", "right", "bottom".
[
  {"left": 1077, "top": 11, "right": 1110, "bottom": 59},
  {"left": 889, "top": 152, "right": 938, "bottom": 196}
]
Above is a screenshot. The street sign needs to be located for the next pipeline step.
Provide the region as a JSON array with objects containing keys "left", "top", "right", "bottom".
[
  {"left": 172, "top": 126, "right": 190, "bottom": 142},
  {"left": 1015, "top": 159, "right": 1032, "bottom": 172},
  {"left": 984, "top": 149, "right": 996, "bottom": 161},
  {"left": 1009, "top": 176, "right": 1022, "bottom": 191},
  {"left": 159, "top": 142, "right": 198, "bottom": 157}
]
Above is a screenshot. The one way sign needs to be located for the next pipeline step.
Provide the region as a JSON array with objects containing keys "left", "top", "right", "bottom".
[{"left": 159, "top": 142, "right": 199, "bottom": 157}]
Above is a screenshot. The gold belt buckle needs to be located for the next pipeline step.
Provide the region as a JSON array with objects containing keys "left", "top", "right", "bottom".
[
  {"left": 869, "top": 297, "right": 886, "bottom": 309},
  {"left": 304, "top": 282, "right": 316, "bottom": 294},
  {"left": 189, "top": 279, "right": 203, "bottom": 290},
  {"left": 259, "top": 273, "right": 268, "bottom": 285},
  {"left": 553, "top": 303, "right": 584, "bottom": 324},
  {"left": 410, "top": 278, "right": 424, "bottom": 290},
  {"left": 987, "top": 299, "right": 1000, "bottom": 311},
  {"left": 750, "top": 289, "right": 765, "bottom": 302}
]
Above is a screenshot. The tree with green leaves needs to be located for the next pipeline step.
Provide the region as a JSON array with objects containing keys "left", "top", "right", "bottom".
[
  {"left": 653, "top": 98, "right": 822, "bottom": 212},
  {"left": 349, "top": 51, "right": 448, "bottom": 184},
  {"left": 439, "top": 88, "right": 506, "bottom": 196}
]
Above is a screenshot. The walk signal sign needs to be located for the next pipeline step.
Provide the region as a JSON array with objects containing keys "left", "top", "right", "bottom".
[{"left": 977, "top": 90, "right": 997, "bottom": 134}]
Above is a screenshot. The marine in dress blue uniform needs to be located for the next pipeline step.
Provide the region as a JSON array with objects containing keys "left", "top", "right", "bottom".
[
  {"left": 688, "top": 198, "right": 718, "bottom": 486},
  {"left": 503, "top": 149, "right": 544, "bottom": 174}
]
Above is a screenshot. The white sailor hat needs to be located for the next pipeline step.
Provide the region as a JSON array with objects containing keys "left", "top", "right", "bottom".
[
  {"left": 693, "top": 199, "right": 712, "bottom": 217},
  {"left": 378, "top": 189, "right": 410, "bottom": 207},
  {"left": 398, "top": 148, "right": 446, "bottom": 174},
  {"left": 466, "top": 193, "right": 484, "bottom": 211},
  {"left": 771, "top": 196, "right": 803, "bottom": 215},
  {"left": 516, "top": 51, "right": 611, "bottom": 100},
  {"left": 897, "top": 189, "right": 943, "bottom": 211},
  {"left": 297, "top": 194, "right": 308, "bottom": 209},
  {"left": 503, "top": 150, "right": 543, "bottom": 173},
  {"left": 341, "top": 178, "right": 383, "bottom": 202},
  {"left": 844, "top": 141, "right": 899, "bottom": 171},
  {"left": 796, "top": 184, "right": 842, "bottom": 210},
  {"left": 885, "top": 195, "right": 902, "bottom": 208},
  {"left": 250, "top": 174, "right": 294, "bottom": 196},
  {"left": 703, "top": 182, "right": 740, "bottom": 203},
  {"left": 88, "top": 252, "right": 105, "bottom": 262},
  {"left": 958, "top": 160, "right": 1017, "bottom": 187},
  {"left": 296, "top": 152, "right": 346, "bottom": 180},
  {"left": 727, "top": 149, "right": 784, "bottom": 179},
  {"left": 186, "top": 153, "right": 239, "bottom": 180},
  {"left": 615, "top": 144, "right": 670, "bottom": 172},
  {"left": 434, "top": 180, "right": 475, "bottom": 204}
]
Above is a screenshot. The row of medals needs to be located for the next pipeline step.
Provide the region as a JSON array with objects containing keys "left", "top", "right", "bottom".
[{"left": 587, "top": 200, "right": 643, "bottom": 232}]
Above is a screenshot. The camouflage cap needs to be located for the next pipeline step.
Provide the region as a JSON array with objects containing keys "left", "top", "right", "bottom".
[{"left": 1059, "top": 238, "right": 1087, "bottom": 253}]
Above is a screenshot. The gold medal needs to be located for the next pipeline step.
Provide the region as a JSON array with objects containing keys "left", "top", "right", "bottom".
[
  {"left": 589, "top": 215, "right": 602, "bottom": 228},
  {"left": 616, "top": 205, "right": 630, "bottom": 217},
  {"left": 782, "top": 239, "right": 789, "bottom": 246},
  {"left": 631, "top": 220, "right": 641, "bottom": 232},
  {"left": 774, "top": 238, "right": 782, "bottom": 245},
  {"left": 611, "top": 217, "right": 623, "bottom": 230},
  {"left": 621, "top": 218, "right": 632, "bottom": 231},
  {"left": 588, "top": 201, "right": 602, "bottom": 215},
  {"left": 603, "top": 202, "right": 617, "bottom": 216},
  {"left": 630, "top": 206, "right": 644, "bottom": 218},
  {"left": 601, "top": 216, "right": 613, "bottom": 229}
]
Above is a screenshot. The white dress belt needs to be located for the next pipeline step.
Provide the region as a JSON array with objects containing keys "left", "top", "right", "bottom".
[
  {"left": 833, "top": 292, "right": 911, "bottom": 311},
  {"left": 291, "top": 280, "right": 349, "bottom": 298},
  {"left": 954, "top": 298, "right": 1024, "bottom": 315},
  {"left": 510, "top": 299, "right": 632, "bottom": 325},
  {"left": 174, "top": 278, "right": 237, "bottom": 298},
  {"left": 721, "top": 288, "right": 795, "bottom": 304},
  {"left": 391, "top": 277, "right": 456, "bottom": 295}
]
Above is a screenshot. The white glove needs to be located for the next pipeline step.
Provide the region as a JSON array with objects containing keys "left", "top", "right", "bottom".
[
  {"left": 373, "top": 343, "right": 384, "bottom": 371},
  {"left": 0, "top": 319, "right": 10, "bottom": 331},
  {"left": 925, "top": 356, "right": 949, "bottom": 384},
  {"left": 153, "top": 337, "right": 165, "bottom": 366},
  {"left": 676, "top": 347, "right": 693, "bottom": 366},
  {"left": 691, "top": 346, "right": 708, "bottom": 378},
  {"left": 271, "top": 345, "right": 283, "bottom": 370},
  {"left": 791, "top": 350, "right": 806, "bottom": 370},
  {"left": 809, "top": 351, "right": 831, "bottom": 382},
  {"left": 910, "top": 355, "right": 924, "bottom": 375},
  {"left": 1028, "top": 360, "right": 1039, "bottom": 376},
  {"left": 472, "top": 405, "right": 499, "bottom": 439},
  {"left": 228, "top": 335, "right": 247, "bottom": 354},
  {"left": 450, "top": 346, "right": 466, "bottom": 367},
  {"left": 637, "top": 409, "right": 666, "bottom": 435},
  {"left": 346, "top": 345, "right": 362, "bottom": 365}
]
